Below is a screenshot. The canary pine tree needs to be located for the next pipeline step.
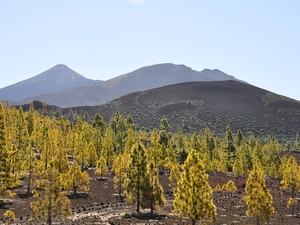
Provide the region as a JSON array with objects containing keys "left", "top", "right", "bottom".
[
  {"left": 113, "top": 151, "right": 130, "bottom": 202},
  {"left": 224, "top": 180, "right": 237, "bottom": 197},
  {"left": 173, "top": 150, "right": 216, "bottom": 225},
  {"left": 280, "top": 156, "right": 300, "bottom": 217},
  {"left": 224, "top": 124, "right": 236, "bottom": 171},
  {"left": 0, "top": 102, "right": 15, "bottom": 198},
  {"left": 92, "top": 113, "right": 106, "bottom": 158},
  {"left": 64, "top": 161, "right": 90, "bottom": 196},
  {"left": 141, "top": 161, "right": 165, "bottom": 214},
  {"left": 31, "top": 162, "right": 72, "bottom": 225},
  {"left": 95, "top": 156, "right": 108, "bottom": 180},
  {"left": 149, "top": 128, "right": 162, "bottom": 168},
  {"left": 244, "top": 164, "right": 274, "bottom": 225},
  {"left": 125, "top": 142, "right": 148, "bottom": 213}
]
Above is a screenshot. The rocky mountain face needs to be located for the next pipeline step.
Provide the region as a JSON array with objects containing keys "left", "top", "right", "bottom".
[{"left": 0, "top": 63, "right": 240, "bottom": 107}]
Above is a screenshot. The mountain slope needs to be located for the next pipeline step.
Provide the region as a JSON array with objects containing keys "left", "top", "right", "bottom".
[
  {"left": 21, "top": 84, "right": 112, "bottom": 108},
  {"left": 0, "top": 64, "right": 101, "bottom": 103},
  {"left": 16, "top": 63, "right": 240, "bottom": 107},
  {"left": 74, "top": 80, "right": 300, "bottom": 141},
  {"left": 103, "top": 63, "right": 240, "bottom": 98}
]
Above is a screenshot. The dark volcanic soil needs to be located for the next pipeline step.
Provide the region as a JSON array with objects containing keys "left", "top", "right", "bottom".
[
  {"left": 68, "top": 81, "right": 300, "bottom": 142},
  {"left": 1, "top": 166, "right": 300, "bottom": 225}
]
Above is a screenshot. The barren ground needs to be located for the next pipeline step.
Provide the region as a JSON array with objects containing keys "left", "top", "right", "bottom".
[{"left": 1, "top": 165, "right": 300, "bottom": 225}]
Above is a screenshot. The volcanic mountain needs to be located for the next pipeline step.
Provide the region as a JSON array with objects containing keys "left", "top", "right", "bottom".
[
  {"left": 71, "top": 80, "right": 300, "bottom": 141},
  {"left": 0, "top": 63, "right": 240, "bottom": 107},
  {"left": 0, "top": 64, "right": 100, "bottom": 103}
]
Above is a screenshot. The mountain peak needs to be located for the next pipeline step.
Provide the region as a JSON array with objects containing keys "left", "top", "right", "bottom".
[
  {"left": 51, "top": 64, "right": 70, "bottom": 70},
  {"left": 0, "top": 64, "right": 96, "bottom": 103}
]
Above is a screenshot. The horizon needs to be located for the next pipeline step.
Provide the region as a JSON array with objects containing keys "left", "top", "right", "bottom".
[{"left": 1, "top": 1, "right": 299, "bottom": 100}]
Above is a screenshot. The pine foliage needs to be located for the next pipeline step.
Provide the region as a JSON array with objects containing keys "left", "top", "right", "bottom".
[
  {"left": 244, "top": 164, "right": 274, "bottom": 224},
  {"left": 173, "top": 150, "right": 216, "bottom": 225}
]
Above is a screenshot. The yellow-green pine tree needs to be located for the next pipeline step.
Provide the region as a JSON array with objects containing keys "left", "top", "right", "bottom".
[
  {"left": 280, "top": 156, "right": 300, "bottom": 217},
  {"left": 31, "top": 162, "right": 72, "bottom": 225},
  {"left": 92, "top": 113, "right": 106, "bottom": 158},
  {"left": 125, "top": 142, "right": 148, "bottom": 213},
  {"left": 244, "top": 164, "right": 274, "bottom": 225},
  {"left": 113, "top": 151, "right": 130, "bottom": 201},
  {"left": 173, "top": 150, "right": 216, "bottom": 225},
  {"left": 3, "top": 209, "right": 15, "bottom": 224},
  {"left": 141, "top": 161, "right": 165, "bottom": 214},
  {"left": 224, "top": 180, "right": 237, "bottom": 197},
  {"left": 64, "top": 161, "right": 90, "bottom": 195},
  {"left": 95, "top": 156, "right": 108, "bottom": 179},
  {"left": 0, "top": 102, "right": 15, "bottom": 198}
]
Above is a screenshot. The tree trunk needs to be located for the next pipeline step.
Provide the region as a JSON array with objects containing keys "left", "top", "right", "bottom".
[
  {"left": 192, "top": 219, "right": 196, "bottom": 225},
  {"left": 26, "top": 152, "right": 32, "bottom": 195},
  {"left": 292, "top": 187, "right": 295, "bottom": 217},
  {"left": 256, "top": 216, "right": 259, "bottom": 225},
  {"left": 119, "top": 172, "right": 123, "bottom": 202},
  {"left": 136, "top": 145, "right": 140, "bottom": 213},
  {"left": 47, "top": 193, "right": 52, "bottom": 225}
]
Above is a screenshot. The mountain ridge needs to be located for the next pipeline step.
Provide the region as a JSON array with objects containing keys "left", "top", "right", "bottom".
[
  {"left": 0, "top": 64, "right": 101, "bottom": 103},
  {"left": 0, "top": 63, "right": 241, "bottom": 107}
]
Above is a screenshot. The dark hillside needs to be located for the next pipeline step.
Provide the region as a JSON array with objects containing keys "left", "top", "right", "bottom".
[{"left": 72, "top": 80, "right": 300, "bottom": 141}]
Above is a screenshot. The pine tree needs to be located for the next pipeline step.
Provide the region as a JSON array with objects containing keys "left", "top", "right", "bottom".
[
  {"left": 224, "top": 124, "right": 236, "bottom": 172},
  {"left": 244, "top": 164, "right": 274, "bottom": 225},
  {"left": 64, "top": 161, "right": 90, "bottom": 196},
  {"left": 224, "top": 180, "right": 237, "bottom": 197},
  {"left": 113, "top": 151, "right": 130, "bottom": 202},
  {"left": 293, "top": 132, "right": 300, "bottom": 152},
  {"left": 149, "top": 128, "right": 162, "bottom": 168},
  {"left": 159, "top": 117, "right": 171, "bottom": 146},
  {"left": 280, "top": 156, "right": 300, "bottom": 217},
  {"left": 141, "top": 161, "right": 165, "bottom": 214},
  {"left": 235, "top": 129, "right": 244, "bottom": 147},
  {"left": 165, "top": 158, "right": 181, "bottom": 188},
  {"left": 125, "top": 142, "right": 148, "bottom": 213},
  {"left": 0, "top": 102, "right": 15, "bottom": 198},
  {"left": 173, "top": 150, "right": 216, "bottom": 225},
  {"left": 25, "top": 144, "right": 36, "bottom": 195},
  {"left": 31, "top": 162, "right": 72, "bottom": 225},
  {"left": 204, "top": 128, "right": 215, "bottom": 160},
  {"left": 95, "top": 156, "right": 108, "bottom": 180},
  {"left": 262, "top": 137, "right": 282, "bottom": 178},
  {"left": 212, "top": 148, "right": 228, "bottom": 173},
  {"left": 92, "top": 113, "right": 106, "bottom": 158},
  {"left": 103, "top": 127, "right": 115, "bottom": 167},
  {"left": 110, "top": 111, "right": 127, "bottom": 154},
  {"left": 3, "top": 209, "right": 15, "bottom": 224}
]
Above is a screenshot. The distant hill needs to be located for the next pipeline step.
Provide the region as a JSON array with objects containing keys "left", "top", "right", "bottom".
[
  {"left": 0, "top": 64, "right": 101, "bottom": 103},
  {"left": 102, "top": 63, "right": 241, "bottom": 99},
  {"left": 0, "top": 63, "right": 241, "bottom": 107},
  {"left": 70, "top": 80, "right": 300, "bottom": 141}
]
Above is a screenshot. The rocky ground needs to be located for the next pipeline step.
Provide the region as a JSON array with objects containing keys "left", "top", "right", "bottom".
[{"left": 1, "top": 166, "right": 300, "bottom": 225}]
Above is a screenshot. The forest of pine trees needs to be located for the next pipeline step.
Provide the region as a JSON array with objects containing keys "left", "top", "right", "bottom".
[{"left": 0, "top": 101, "right": 300, "bottom": 224}]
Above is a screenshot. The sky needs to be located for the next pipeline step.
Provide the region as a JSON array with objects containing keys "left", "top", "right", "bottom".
[{"left": 0, "top": 0, "right": 300, "bottom": 100}]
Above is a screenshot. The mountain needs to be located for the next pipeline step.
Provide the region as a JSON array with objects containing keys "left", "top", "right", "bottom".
[
  {"left": 103, "top": 63, "right": 240, "bottom": 99},
  {"left": 9, "top": 63, "right": 240, "bottom": 107},
  {"left": 0, "top": 64, "right": 101, "bottom": 103},
  {"left": 71, "top": 80, "right": 300, "bottom": 141}
]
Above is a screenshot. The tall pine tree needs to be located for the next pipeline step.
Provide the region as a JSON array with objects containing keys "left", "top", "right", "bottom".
[
  {"left": 244, "top": 164, "right": 274, "bottom": 225},
  {"left": 173, "top": 150, "right": 216, "bottom": 225}
]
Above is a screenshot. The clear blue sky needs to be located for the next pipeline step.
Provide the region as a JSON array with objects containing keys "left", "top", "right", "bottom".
[{"left": 1, "top": 0, "right": 300, "bottom": 100}]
